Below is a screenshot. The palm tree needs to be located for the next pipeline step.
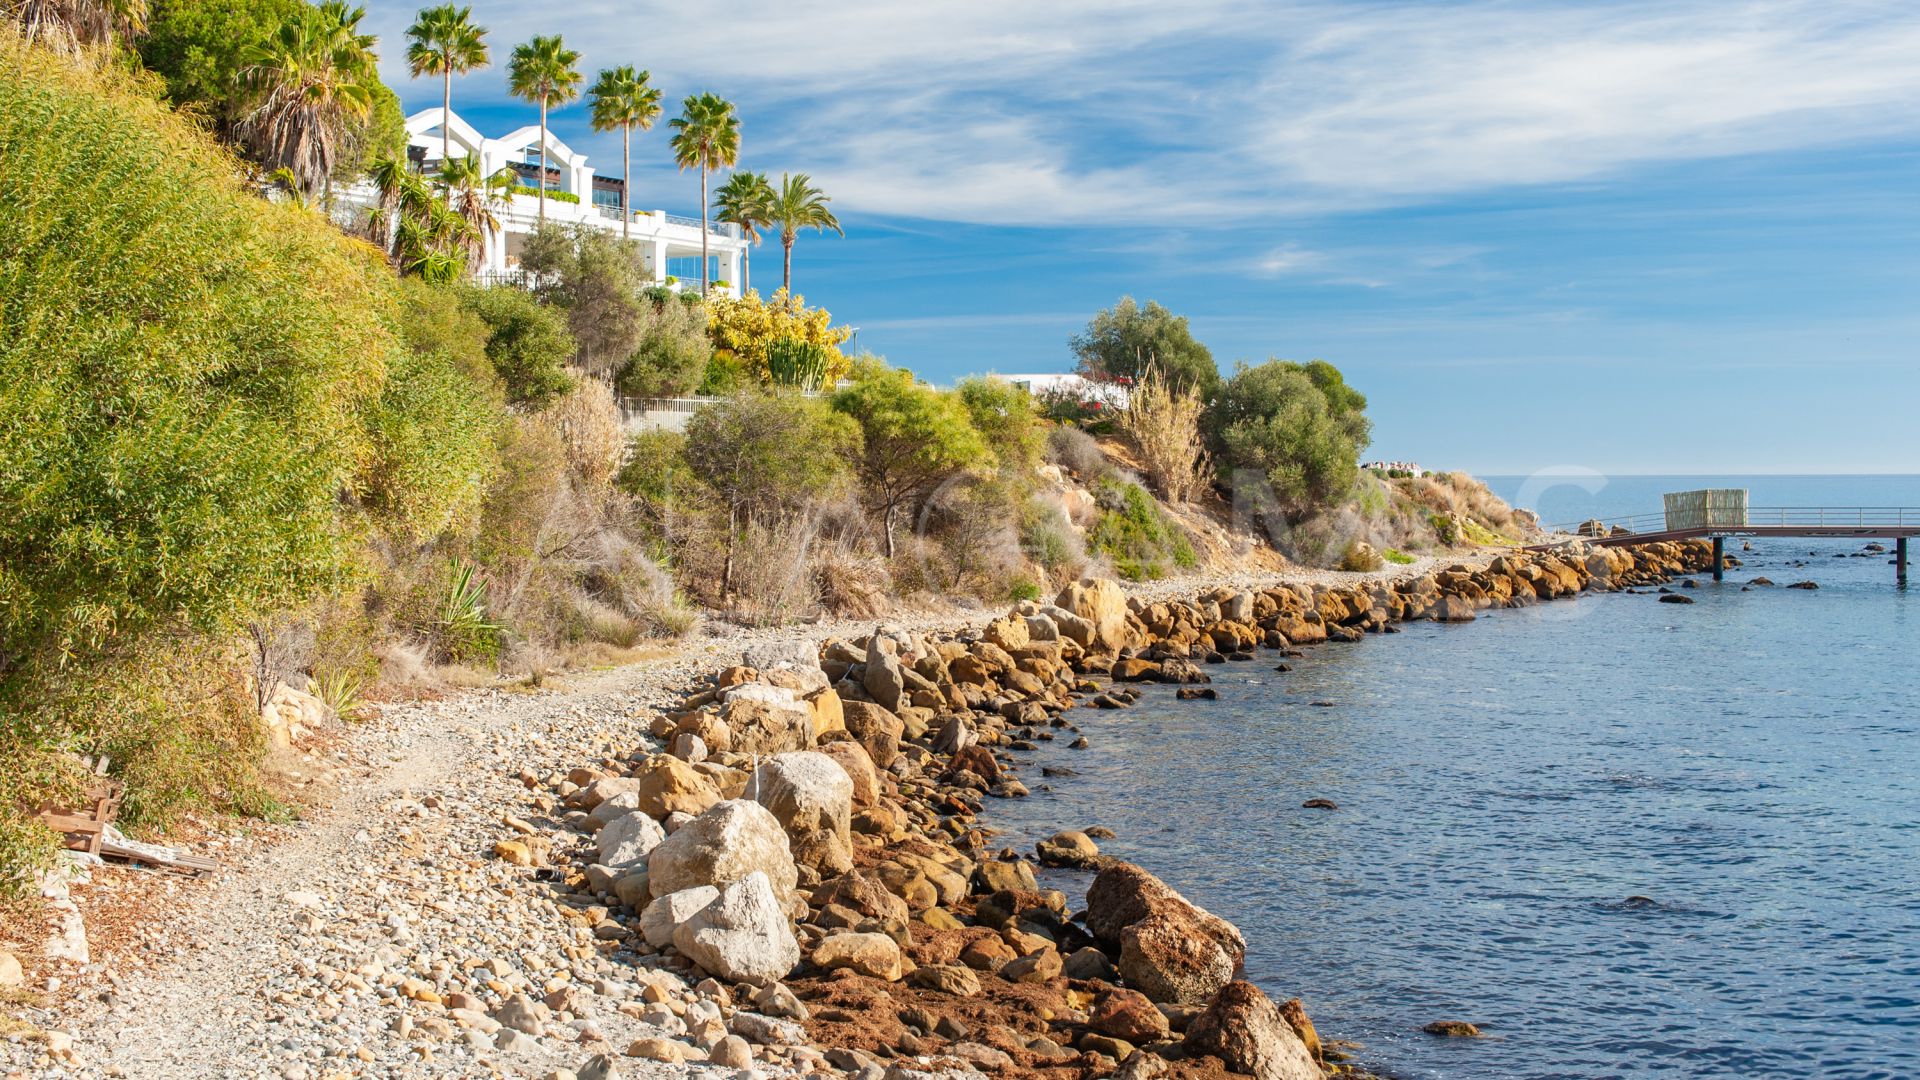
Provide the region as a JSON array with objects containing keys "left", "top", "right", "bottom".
[
  {"left": 766, "top": 172, "right": 843, "bottom": 293},
  {"left": 239, "top": 2, "right": 378, "bottom": 203},
  {"left": 506, "top": 34, "right": 582, "bottom": 223},
  {"left": 587, "top": 66, "right": 662, "bottom": 240},
  {"left": 440, "top": 155, "right": 514, "bottom": 268},
  {"left": 7, "top": 0, "right": 148, "bottom": 54},
  {"left": 404, "top": 4, "right": 489, "bottom": 182},
  {"left": 668, "top": 92, "right": 739, "bottom": 293},
  {"left": 713, "top": 171, "right": 773, "bottom": 294},
  {"left": 370, "top": 153, "right": 475, "bottom": 278}
]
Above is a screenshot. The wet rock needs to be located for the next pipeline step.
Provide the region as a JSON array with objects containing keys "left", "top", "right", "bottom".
[
  {"left": 1175, "top": 687, "right": 1218, "bottom": 700},
  {"left": 1300, "top": 798, "right": 1337, "bottom": 810},
  {"left": 672, "top": 871, "right": 801, "bottom": 985},
  {"left": 1786, "top": 581, "right": 1819, "bottom": 590},
  {"left": 1036, "top": 830, "right": 1100, "bottom": 868},
  {"left": 1658, "top": 593, "right": 1694, "bottom": 604},
  {"left": 1423, "top": 1020, "right": 1482, "bottom": 1037},
  {"left": 1278, "top": 998, "right": 1322, "bottom": 1065},
  {"left": 1184, "top": 981, "right": 1320, "bottom": 1080}
]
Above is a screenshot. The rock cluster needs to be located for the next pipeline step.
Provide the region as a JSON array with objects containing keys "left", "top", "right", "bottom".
[{"left": 512, "top": 542, "right": 1717, "bottom": 1079}]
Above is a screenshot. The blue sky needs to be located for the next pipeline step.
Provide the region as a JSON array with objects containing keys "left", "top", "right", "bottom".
[{"left": 362, "top": 1, "right": 1920, "bottom": 475}]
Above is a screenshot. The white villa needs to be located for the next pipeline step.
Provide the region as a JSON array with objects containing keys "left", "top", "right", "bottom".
[{"left": 355, "top": 107, "right": 748, "bottom": 295}]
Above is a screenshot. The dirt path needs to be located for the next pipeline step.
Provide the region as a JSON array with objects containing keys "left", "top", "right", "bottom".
[{"left": 3, "top": 560, "right": 1473, "bottom": 1079}]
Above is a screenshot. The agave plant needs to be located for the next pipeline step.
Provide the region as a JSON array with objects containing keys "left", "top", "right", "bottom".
[
  {"left": 307, "top": 668, "right": 365, "bottom": 720},
  {"left": 438, "top": 558, "right": 500, "bottom": 663}
]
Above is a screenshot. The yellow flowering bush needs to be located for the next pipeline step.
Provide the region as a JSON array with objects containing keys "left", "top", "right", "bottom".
[{"left": 704, "top": 288, "right": 854, "bottom": 387}]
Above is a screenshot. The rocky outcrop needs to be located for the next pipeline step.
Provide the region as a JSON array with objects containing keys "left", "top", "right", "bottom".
[
  {"left": 1185, "top": 980, "right": 1322, "bottom": 1080},
  {"left": 646, "top": 800, "right": 799, "bottom": 904},
  {"left": 751, "top": 752, "right": 854, "bottom": 875},
  {"left": 719, "top": 683, "right": 816, "bottom": 757},
  {"left": 671, "top": 871, "right": 800, "bottom": 985}
]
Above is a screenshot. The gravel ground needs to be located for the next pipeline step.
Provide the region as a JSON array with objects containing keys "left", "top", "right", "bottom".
[{"left": 1, "top": 558, "right": 1473, "bottom": 1080}]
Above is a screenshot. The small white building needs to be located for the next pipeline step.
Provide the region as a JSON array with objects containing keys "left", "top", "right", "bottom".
[
  {"left": 999, "top": 372, "right": 1131, "bottom": 410},
  {"left": 354, "top": 107, "right": 749, "bottom": 295}
]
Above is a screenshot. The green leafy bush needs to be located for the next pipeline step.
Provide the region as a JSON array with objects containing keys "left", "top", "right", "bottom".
[
  {"left": 1211, "top": 359, "right": 1372, "bottom": 518},
  {"left": 0, "top": 42, "right": 393, "bottom": 664},
  {"left": 511, "top": 185, "right": 581, "bottom": 204},
  {"left": 1087, "top": 478, "right": 1197, "bottom": 580},
  {"left": 458, "top": 283, "right": 577, "bottom": 408},
  {"left": 1383, "top": 547, "right": 1416, "bottom": 565},
  {"left": 619, "top": 291, "right": 712, "bottom": 398}
]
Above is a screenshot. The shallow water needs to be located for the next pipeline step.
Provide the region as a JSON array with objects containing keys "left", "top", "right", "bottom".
[{"left": 985, "top": 518, "right": 1919, "bottom": 1077}]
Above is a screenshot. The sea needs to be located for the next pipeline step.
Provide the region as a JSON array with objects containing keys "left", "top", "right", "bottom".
[{"left": 985, "top": 476, "right": 1920, "bottom": 1079}]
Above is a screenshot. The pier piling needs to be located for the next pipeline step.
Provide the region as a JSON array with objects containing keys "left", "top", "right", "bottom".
[
  {"left": 1712, "top": 536, "right": 1725, "bottom": 582},
  {"left": 1900, "top": 537, "right": 1909, "bottom": 587}
]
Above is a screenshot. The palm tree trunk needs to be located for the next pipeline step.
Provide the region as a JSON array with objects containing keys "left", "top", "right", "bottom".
[
  {"left": 441, "top": 69, "right": 451, "bottom": 193},
  {"left": 537, "top": 97, "right": 548, "bottom": 224},
  {"left": 783, "top": 235, "right": 794, "bottom": 292},
  {"left": 621, "top": 125, "right": 631, "bottom": 240},
  {"left": 699, "top": 166, "right": 710, "bottom": 293}
]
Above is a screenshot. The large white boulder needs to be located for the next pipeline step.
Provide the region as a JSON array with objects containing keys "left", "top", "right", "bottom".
[
  {"left": 646, "top": 800, "right": 799, "bottom": 903},
  {"left": 671, "top": 871, "right": 800, "bottom": 985},
  {"left": 640, "top": 885, "right": 719, "bottom": 949},
  {"left": 751, "top": 752, "right": 854, "bottom": 875},
  {"left": 596, "top": 810, "right": 666, "bottom": 870}
]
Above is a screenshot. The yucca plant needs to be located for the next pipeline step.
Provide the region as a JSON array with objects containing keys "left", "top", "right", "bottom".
[
  {"left": 765, "top": 335, "right": 833, "bottom": 392},
  {"left": 438, "top": 558, "right": 500, "bottom": 662},
  {"left": 307, "top": 667, "right": 365, "bottom": 720}
]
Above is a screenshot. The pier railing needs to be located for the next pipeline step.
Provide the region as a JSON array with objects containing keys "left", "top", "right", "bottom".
[{"left": 1545, "top": 507, "right": 1920, "bottom": 536}]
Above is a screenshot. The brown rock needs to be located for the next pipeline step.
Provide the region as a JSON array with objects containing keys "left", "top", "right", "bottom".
[
  {"left": 1185, "top": 981, "right": 1321, "bottom": 1080},
  {"left": 816, "top": 740, "right": 879, "bottom": 808},
  {"left": 841, "top": 700, "right": 905, "bottom": 770},
  {"left": 1091, "top": 985, "right": 1171, "bottom": 1044},
  {"left": 1120, "top": 910, "right": 1237, "bottom": 1004},
  {"left": 1278, "top": 998, "right": 1322, "bottom": 1064},
  {"left": 909, "top": 963, "right": 981, "bottom": 997},
  {"left": 634, "top": 754, "right": 723, "bottom": 819}
]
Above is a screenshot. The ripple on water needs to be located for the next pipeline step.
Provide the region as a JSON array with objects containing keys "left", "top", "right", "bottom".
[{"left": 983, "top": 538, "right": 1920, "bottom": 1080}]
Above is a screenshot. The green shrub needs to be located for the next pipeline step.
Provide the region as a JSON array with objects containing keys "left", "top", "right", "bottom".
[
  {"left": 0, "top": 42, "right": 395, "bottom": 662},
  {"left": 1382, "top": 547, "right": 1416, "bottom": 565},
  {"left": 1087, "top": 478, "right": 1197, "bottom": 580},
  {"left": 510, "top": 185, "right": 581, "bottom": 204},
  {"left": 1211, "top": 359, "right": 1371, "bottom": 518},
  {"left": 765, "top": 336, "right": 836, "bottom": 392},
  {"left": 1339, "top": 540, "right": 1385, "bottom": 572},
  {"left": 619, "top": 292, "right": 711, "bottom": 398},
  {"left": 458, "top": 283, "right": 576, "bottom": 408},
  {"left": 1007, "top": 579, "right": 1042, "bottom": 602}
]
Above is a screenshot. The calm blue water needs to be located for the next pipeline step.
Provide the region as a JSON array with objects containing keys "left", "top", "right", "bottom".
[{"left": 988, "top": 477, "right": 1920, "bottom": 1079}]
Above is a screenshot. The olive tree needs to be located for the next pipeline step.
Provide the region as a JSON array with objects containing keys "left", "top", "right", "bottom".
[
  {"left": 831, "top": 361, "right": 991, "bottom": 557},
  {"left": 1210, "top": 359, "right": 1371, "bottom": 517},
  {"left": 683, "top": 391, "right": 860, "bottom": 593},
  {"left": 1071, "top": 296, "right": 1220, "bottom": 398}
]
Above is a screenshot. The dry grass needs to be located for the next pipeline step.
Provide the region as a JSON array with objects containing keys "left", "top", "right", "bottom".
[{"left": 1117, "top": 363, "right": 1211, "bottom": 504}]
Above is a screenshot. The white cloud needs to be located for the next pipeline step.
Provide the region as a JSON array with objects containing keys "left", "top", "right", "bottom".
[{"left": 364, "top": 0, "right": 1920, "bottom": 225}]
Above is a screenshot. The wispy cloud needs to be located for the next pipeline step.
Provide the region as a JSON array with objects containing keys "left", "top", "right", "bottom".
[{"left": 364, "top": 1, "right": 1920, "bottom": 227}]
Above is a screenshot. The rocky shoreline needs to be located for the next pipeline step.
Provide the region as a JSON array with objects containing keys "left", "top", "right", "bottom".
[
  {"left": 515, "top": 538, "right": 1717, "bottom": 1080},
  {"left": 2, "top": 538, "right": 1716, "bottom": 1080}
]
